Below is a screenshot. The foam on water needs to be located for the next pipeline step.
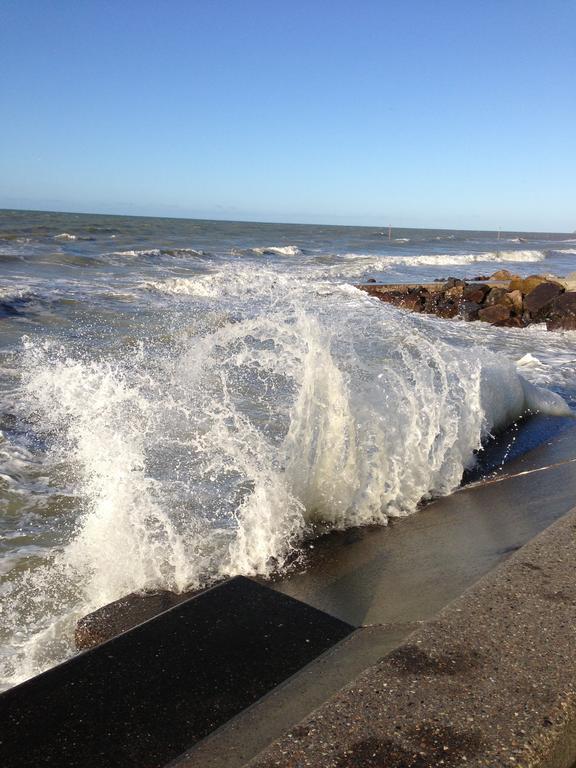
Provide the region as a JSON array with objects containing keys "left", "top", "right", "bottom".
[
  {"left": 319, "top": 249, "right": 547, "bottom": 278},
  {"left": 0, "top": 263, "right": 571, "bottom": 688}
]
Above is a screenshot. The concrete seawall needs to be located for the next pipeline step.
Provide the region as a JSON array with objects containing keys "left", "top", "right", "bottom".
[
  {"left": 175, "top": 422, "right": 576, "bottom": 768},
  {"left": 242, "top": 504, "right": 576, "bottom": 767}
]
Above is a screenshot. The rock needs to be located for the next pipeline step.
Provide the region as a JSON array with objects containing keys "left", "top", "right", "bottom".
[
  {"left": 484, "top": 287, "right": 510, "bottom": 306},
  {"left": 435, "top": 298, "right": 459, "bottom": 319},
  {"left": 444, "top": 285, "right": 465, "bottom": 300},
  {"left": 524, "top": 281, "right": 564, "bottom": 320},
  {"left": 490, "top": 269, "right": 514, "bottom": 280},
  {"left": 509, "top": 275, "right": 561, "bottom": 295},
  {"left": 443, "top": 278, "right": 466, "bottom": 289},
  {"left": 478, "top": 305, "right": 511, "bottom": 324},
  {"left": 366, "top": 277, "right": 377, "bottom": 283},
  {"left": 547, "top": 292, "right": 576, "bottom": 331},
  {"left": 75, "top": 590, "right": 189, "bottom": 650},
  {"left": 459, "top": 301, "right": 481, "bottom": 321},
  {"left": 494, "top": 316, "right": 525, "bottom": 328},
  {"left": 472, "top": 274, "right": 490, "bottom": 281},
  {"left": 504, "top": 289, "right": 524, "bottom": 315},
  {"left": 463, "top": 283, "right": 490, "bottom": 304},
  {"left": 399, "top": 292, "right": 425, "bottom": 312}
]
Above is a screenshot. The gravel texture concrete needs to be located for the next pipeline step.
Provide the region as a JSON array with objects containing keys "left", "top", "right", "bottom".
[{"left": 247, "top": 507, "right": 576, "bottom": 768}]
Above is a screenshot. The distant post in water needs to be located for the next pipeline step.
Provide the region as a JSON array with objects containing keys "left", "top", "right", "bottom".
[{"left": 388, "top": 224, "right": 392, "bottom": 241}]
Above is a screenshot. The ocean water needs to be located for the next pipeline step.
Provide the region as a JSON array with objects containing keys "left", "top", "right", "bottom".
[{"left": 0, "top": 209, "right": 575, "bottom": 688}]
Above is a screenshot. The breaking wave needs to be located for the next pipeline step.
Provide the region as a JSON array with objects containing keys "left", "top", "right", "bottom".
[
  {"left": 0, "top": 264, "right": 570, "bottom": 687},
  {"left": 108, "top": 247, "right": 207, "bottom": 260},
  {"left": 319, "top": 250, "right": 547, "bottom": 277},
  {"left": 53, "top": 233, "right": 77, "bottom": 241},
  {"left": 247, "top": 245, "right": 302, "bottom": 257}
]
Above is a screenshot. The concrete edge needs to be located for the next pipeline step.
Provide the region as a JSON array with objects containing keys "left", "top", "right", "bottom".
[{"left": 247, "top": 506, "right": 576, "bottom": 768}]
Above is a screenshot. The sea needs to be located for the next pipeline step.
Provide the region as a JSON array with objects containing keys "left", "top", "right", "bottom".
[{"left": 1, "top": 208, "right": 575, "bottom": 689}]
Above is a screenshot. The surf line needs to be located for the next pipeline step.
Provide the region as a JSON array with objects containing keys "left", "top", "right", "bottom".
[{"left": 458, "top": 455, "right": 576, "bottom": 492}]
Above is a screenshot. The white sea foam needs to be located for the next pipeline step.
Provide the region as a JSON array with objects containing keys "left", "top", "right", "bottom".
[
  {"left": 53, "top": 233, "right": 77, "bottom": 241},
  {"left": 1, "top": 265, "right": 570, "bottom": 687},
  {"left": 140, "top": 276, "right": 220, "bottom": 298},
  {"left": 317, "top": 250, "right": 547, "bottom": 277},
  {"left": 109, "top": 247, "right": 205, "bottom": 259},
  {"left": 252, "top": 245, "right": 302, "bottom": 256}
]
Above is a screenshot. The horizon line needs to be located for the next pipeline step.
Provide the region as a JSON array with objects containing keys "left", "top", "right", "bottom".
[{"left": 0, "top": 205, "right": 572, "bottom": 236}]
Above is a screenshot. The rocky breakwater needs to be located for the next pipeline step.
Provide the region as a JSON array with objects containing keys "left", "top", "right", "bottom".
[{"left": 359, "top": 270, "right": 576, "bottom": 331}]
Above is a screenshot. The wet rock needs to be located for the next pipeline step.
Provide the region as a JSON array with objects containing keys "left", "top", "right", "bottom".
[
  {"left": 366, "top": 277, "right": 377, "bottom": 283},
  {"left": 504, "top": 289, "right": 524, "bottom": 315},
  {"left": 398, "top": 292, "right": 425, "bottom": 312},
  {"left": 484, "top": 287, "right": 509, "bottom": 306},
  {"left": 75, "top": 589, "right": 189, "bottom": 650},
  {"left": 490, "top": 269, "right": 514, "bottom": 280},
  {"left": 444, "top": 285, "right": 464, "bottom": 300},
  {"left": 524, "top": 281, "right": 564, "bottom": 320},
  {"left": 509, "top": 275, "right": 554, "bottom": 295},
  {"left": 463, "top": 283, "right": 490, "bottom": 304},
  {"left": 435, "top": 298, "right": 459, "bottom": 319},
  {"left": 546, "top": 291, "right": 576, "bottom": 331},
  {"left": 459, "top": 301, "right": 481, "bottom": 321},
  {"left": 443, "top": 278, "right": 466, "bottom": 289},
  {"left": 478, "top": 305, "right": 511, "bottom": 324},
  {"left": 495, "top": 316, "right": 525, "bottom": 328}
]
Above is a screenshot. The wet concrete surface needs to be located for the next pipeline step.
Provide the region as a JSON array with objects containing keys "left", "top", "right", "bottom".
[
  {"left": 270, "top": 419, "right": 576, "bottom": 628},
  {"left": 0, "top": 578, "right": 352, "bottom": 768},
  {"left": 174, "top": 421, "right": 576, "bottom": 767},
  {"left": 246, "top": 506, "right": 576, "bottom": 768}
]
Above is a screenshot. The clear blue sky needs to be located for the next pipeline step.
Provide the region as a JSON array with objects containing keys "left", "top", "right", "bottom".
[{"left": 1, "top": 0, "right": 575, "bottom": 231}]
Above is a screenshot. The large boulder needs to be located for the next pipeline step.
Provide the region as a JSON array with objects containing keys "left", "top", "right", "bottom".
[
  {"left": 503, "top": 289, "right": 524, "bottom": 315},
  {"left": 478, "top": 304, "right": 511, "bottom": 324},
  {"left": 399, "top": 291, "right": 425, "bottom": 312},
  {"left": 463, "top": 283, "right": 490, "bottom": 304},
  {"left": 524, "top": 281, "right": 564, "bottom": 320},
  {"left": 547, "top": 292, "right": 576, "bottom": 331},
  {"left": 484, "top": 287, "right": 510, "bottom": 306},
  {"left": 459, "top": 300, "right": 482, "bottom": 321},
  {"left": 490, "top": 269, "right": 516, "bottom": 280},
  {"left": 509, "top": 275, "right": 562, "bottom": 295}
]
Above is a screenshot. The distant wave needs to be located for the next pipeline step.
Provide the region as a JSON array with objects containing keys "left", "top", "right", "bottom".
[
  {"left": 108, "top": 247, "right": 207, "bottom": 259},
  {"left": 53, "top": 233, "right": 77, "bottom": 241},
  {"left": 140, "top": 276, "right": 220, "bottom": 298},
  {"left": 250, "top": 245, "right": 302, "bottom": 257},
  {"left": 319, "top": 249, "right": 547, "bottom": 277}
]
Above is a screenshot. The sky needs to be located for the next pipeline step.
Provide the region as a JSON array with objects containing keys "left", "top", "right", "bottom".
[{"left": 1, "top": 0, "right": 575, "bottom": 231}]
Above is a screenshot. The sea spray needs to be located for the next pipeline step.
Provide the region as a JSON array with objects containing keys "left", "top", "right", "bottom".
[{"left": 0, "top": 262, "right": 571, "bottom": 688}]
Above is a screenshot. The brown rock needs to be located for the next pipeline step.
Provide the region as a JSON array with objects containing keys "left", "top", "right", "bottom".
[
  {"left": 444, "top": 285, "right": 464, "bottom": 300},
  {"left": 494, "top": 316, "right": 525, "bottom": 328},
  {"left": 524, "top": 282, "right": 564, "bottom": 320},
  {"left": 484, "top": 287, "right": 509, "bottom": 306},
  {"left": 399, "top": 292, "right": 425, "bottom": 312},
  {"left": 459, "top": 301, "right": 481, "bottom": 321},
  {"left": 504, "top": 289, "right": 524, "bottom": 315},
  {"left": 546, "top": 292, "right": 576, "bottom": 331},
  {"left": 478, "top": 305, "right": 511, "bottom": 324},
  {"left": 435, "top": 299, "right": 459, "bottom": 319},
  {"left": 510, "top": 275, "right": 561, "bottom": 295},
  {"left": 490, "top": 269, "right": 514, "bottom": 280},
  {"left": 443, "top": 278, "right": 466, "bottom": 289},
  {"left": 463, "top": 284, "right": 490, "bottom": 304},
  {"left": 371, "top": 290, "right": 405, "bottom": 306}
]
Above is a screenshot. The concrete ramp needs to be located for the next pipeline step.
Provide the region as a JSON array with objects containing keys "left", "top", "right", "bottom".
[{"left": 0, "top": 577, "right": 353, "bottom": 768}]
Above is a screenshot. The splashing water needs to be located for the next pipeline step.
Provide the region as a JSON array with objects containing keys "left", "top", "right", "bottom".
[{"left": 0, "top": 215, "right": 573, "bottom": 688}]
